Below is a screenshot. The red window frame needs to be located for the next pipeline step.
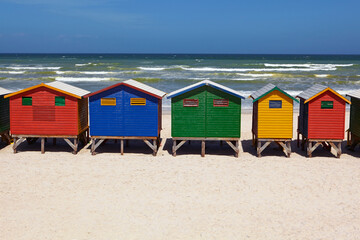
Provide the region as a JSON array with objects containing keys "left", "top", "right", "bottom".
[
  {"left": 213, "top": 99, "right": 229, "bottom": 107},
  {"left": 183, "top": 99, "right": 199, "bottom": 107}
]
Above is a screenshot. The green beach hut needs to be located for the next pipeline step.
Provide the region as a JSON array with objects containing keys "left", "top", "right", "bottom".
[
  {"left": 167, "top": 80, "right": 244, "bottom": 157},
  {"left": 346, "top": 90, "right": 360, "bottom": 149},
  {"left": 0, "top": 87, "right": 12, "bottom": 144}
]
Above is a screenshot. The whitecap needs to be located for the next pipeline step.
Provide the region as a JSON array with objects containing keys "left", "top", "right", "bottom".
[
  {"left": 315, "top": 74, "right": 329, "bottom": 78},
  {"left": 138, "top": 67, "right": 166, "bottom": 71},
  {"left": 75, "top": 63, "right": 93, "bottom": 67},
  {"left": 7, "top": 66, "right": 61, "bottom": 70},
  {"left": 55, "top": 77, "right": 112, "bottom": 82},
  {"left": 0, "top": 71, "right": 25, "bottom": 74},
  {"left": 181, "top": 67, "right": 336, "bottom": 72},
  {"left": 236, "top": 73, "right": 273, "bottom": 77}
]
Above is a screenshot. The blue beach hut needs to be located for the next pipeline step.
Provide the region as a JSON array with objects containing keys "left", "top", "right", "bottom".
[{"left": 84, "top": 79, "right": 166, "bottom": 155}]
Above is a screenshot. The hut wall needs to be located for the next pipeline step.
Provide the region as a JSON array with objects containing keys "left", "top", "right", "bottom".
[
  {"left": 252, "top": 101, "right": 258, "bottom": 137},
  {"left": 205, "top": 86, "right": 241, "bottom": 138},
  {"left": 89, "top": 86, "right": 123, "bottom": 137},
  {"left": 171, "top": 86, "right": 206, "bottom": 137},
  {"left": 0, "top": 96, "right": 10, "bottom": 133},
  {"left": 122, "top": 85, "right": 159, "bottom": 137},
  {"left": 78, "top": 97, "right": 89, "bottom": 134},
  {"left": 349, "top": 97, "right": 360, "bottom": 137},
  {"left": 171, "top": 86, "right": 241, "bottom": 138},
  {"left": 307, "top": 91, "right": 345, "bottom": 139},
  {"left": 257, "top": 90, "right": 293, "bottom": 139},
  {"left": 9, "top": 87, "right": 79, "bottom": 135},
  {"left": 89, "top": 85, "right": 159, "bottom": 137}
]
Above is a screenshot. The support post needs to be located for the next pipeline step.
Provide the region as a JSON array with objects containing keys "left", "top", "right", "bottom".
[
  {"left": 201, "top": 140, "right": 205, "bottom": 157},
  {"left": 121, "top": 139, "right": 124, "bottom": 155},
  {"left": 41, "top": 138, "right": 45, "bottom": 154},
  {"left": 172, "top": 140, "right": 176, "bottom": 157}
]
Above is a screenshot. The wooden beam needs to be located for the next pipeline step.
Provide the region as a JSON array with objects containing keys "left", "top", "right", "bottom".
[
  {"left": 174, "top": 140, "right": 186, "bottom": 152},
  {"left": 201, "top": 140, "right": 205, "bottom": 157},
  {"left": 172, "top": 140, "right": 176, "bottom": 157},
  {"left": 121, "top": 139, "right": 124, "bottom": 155},
  {"left": 257, "top": 141, "right": 271, "bottom": 157},
  {"left": 41, "top": 138, "right": 45, "bottom": 154},
  {"left": 13, "top": 137, "right": 26, "bottom": 153}
]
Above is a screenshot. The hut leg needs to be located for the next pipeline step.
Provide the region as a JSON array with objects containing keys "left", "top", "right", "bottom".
[
  {"left": 41, "top": 138, "right": 45, "bottom": 154},
  {"left": 153, "top": 139, "right": 157, "bottom": 156},
  {"left": 91, "top": 138, "right": 96, "bottom": 155},
  {"left": 235, "top": 140, "right": 239, "bottom": 158},
  {"left": 338, "top": 142, "right": 342, "bottom": 158},
  {"left": 307, "top": 141, "right": 312, "bottom": 158},
  {"left": 286, "top": 141, "right": 291, "bottom": 157},
  {"left": 257, "top": 140, "right": 261, "bottom": 157},
  {"left": 201, "top": 140, "right": 205, "bottom": 157},
  {"left": 73, "top": 138, "right": 78, "bottom": 154},
  {"left": 121, "top": 139, "right": 124, "bottom": 155},
  {"left": 172, "top": 140, "right": 176, "bottom": 157},
  {"left": 13, "top": 137, "right": 18, "bottom": 153}
]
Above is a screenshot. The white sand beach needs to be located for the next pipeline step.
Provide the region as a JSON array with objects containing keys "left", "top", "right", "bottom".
[{"left": 1, "top": 112, "right": 360, "bottom": 240}]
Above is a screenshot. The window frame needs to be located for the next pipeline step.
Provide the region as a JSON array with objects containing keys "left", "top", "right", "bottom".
[
  {"left": 55, "top": 96, "right": 66, "bottom": 106},
  {"left": 130, "top": 98, "right": 146, "bottom": 106},
  {"left": 321, "top": 101, "right": 334, "bottom": 109},
  {"left": 269, "top": 100, "right": 282, "bottom": 109},
  {"left": 101, "top": 98, "right": 117, "bottom": 106},
  {"left": 183, "top": 99, "right": 199, "bottom": 107},
  {"left": 22, "top": 96, "right": 32, "bottom": 106}
]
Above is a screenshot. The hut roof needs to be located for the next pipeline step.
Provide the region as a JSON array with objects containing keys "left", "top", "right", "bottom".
[
  {"left": 250, "top": 83, "right": 298, "bottom": 102},
  {"left": 4, "top": 81, "right": 90, "bottom": 99},
  {"left": 166, "top": 80, "right": 245, "bottom": 99},
  {"left": 297, "top": 84, "right": 350, "bottom": 104},
  {"left": 0, "top": 87, "right": 12, "bottom": 96},
  {"left": 346, "top": 89, "right": 360, "bottom": 99},
  {"left": 84, "top": 79, "right": 166, "bottom": 99}
]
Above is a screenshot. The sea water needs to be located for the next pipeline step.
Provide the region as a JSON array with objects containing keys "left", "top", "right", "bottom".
[{"left": 1, "top": 54, "right": 359, "bottom": 109}]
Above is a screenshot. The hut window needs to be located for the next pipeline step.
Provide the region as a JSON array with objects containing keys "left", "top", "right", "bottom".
[
  {"left": 213, "top": 99, "right": 229, "bottom": 107},
  {"left": 131, "top": 98, "right": 146, "bottom": 106},
  {"left": 183, "top": 99, "right": 199, "bottom": 107},
  {"left": 101, "top": 98, "right": 116, "bottom": 106},
  {"left": 269, "top": 100, "right": 282, "bottom": 108},
  {"left": 321, "top": 101, "right": 333, "bottom": 109},
  {"left": 55, "top": 96, "right": 65, "bottom": 106},
  {"left": 22, "top": 97, "right": 32, "bottom": 106}
]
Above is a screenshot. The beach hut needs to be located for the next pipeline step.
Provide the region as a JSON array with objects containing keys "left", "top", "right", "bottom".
[
  {"left": 250, "top": 84, "right": 298, "bottom": 157},
  {"left": 84, "top": 79, "right": 166, "bottom": 155},
  {"left": 346, "top": 90, "right": 360, "bottom": 150},
  {"left": 4, "top": 81, "right": 90, "bottom": 154},
  {"left": 167, "top": 80, "right": 244, "bottom": 157},
  {"left": 296, "top": 84, "right": 350, "bottom": 158},
  {"left": 0, "top": 87, "right": 12, "bottom": 145}
]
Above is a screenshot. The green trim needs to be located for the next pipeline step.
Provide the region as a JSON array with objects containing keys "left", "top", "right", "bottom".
[
  {"left": 252, "top": 86, "right": 299, "bottom": 103},
  {"left": 55, "top": 96, "right": 65, "bottom": 106},
  {"left": 22, "top": 97, "right": 32, "bottom": 106}
]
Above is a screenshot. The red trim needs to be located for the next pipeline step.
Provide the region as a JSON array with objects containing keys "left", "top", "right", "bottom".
[{"left": 83, "top": 82, "right": 162, "bottom": 99}]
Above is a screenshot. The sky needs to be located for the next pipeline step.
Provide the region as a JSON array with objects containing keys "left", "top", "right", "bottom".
[{"left": 0, "top": 0, "right": 359, "bottom": 54}]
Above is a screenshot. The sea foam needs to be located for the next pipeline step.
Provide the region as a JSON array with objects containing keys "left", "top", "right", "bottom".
[
  {"left": 55, "top": 77, "right": 112, "bottom": 82},
  {"left": 7, "top": 66, "right": 61, "bottom": 70}
]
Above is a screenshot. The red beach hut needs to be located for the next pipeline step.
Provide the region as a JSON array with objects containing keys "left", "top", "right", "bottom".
[
  {"left": 5, "top": 81, "right": 90, "bottom": 154},
  {"left": 296, "top": 84, "right": 350, "bottom": 157}
]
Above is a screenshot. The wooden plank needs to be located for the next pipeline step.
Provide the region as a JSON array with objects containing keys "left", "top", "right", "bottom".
[
  {"left": 91, "top": 138, "right": 96, "bottom": 155},
  {"left": 64, "top": 138, "right": 77, "bottom": 152},
  {"left": 201, "top": 140, "right": 205, "bottom": 157},
  {"left": 41, "top": 138, "right": 45, "bottom": 154},
  {"left": 13, "top": 137, "right": 26, "bottom": 153},
  {"left": 174, "top": 140, "right": 186, "bottom": 152},
  {"left": 258, "top": 141, "right": 271, "bottom": 157},
  {"left": 144, "top": 139, "right": 156, "bottom": 151},
  {"left": 153, "top": 139, "right": 157, "bottom": 156},
  {"left": 121, "top": 139, "right": 124, "bottom": 155},
  {"left": 90, "top": 136, "right": 158, "bottom": 140},
  {"left": 172, "top": 140, "right": 176, "bottom": 157}
]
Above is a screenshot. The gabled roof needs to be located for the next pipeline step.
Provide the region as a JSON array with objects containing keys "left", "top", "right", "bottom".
[
  {"left": 166, "top": 80, "right": 245, "bottom": 99},
  {"left": 84, "top": 79, "right": 166, "bottom": 99},
  {"left": 346, "top": 89, "right": 360, "bottom": 99},
  {"left": 249, "top": 83, "right": 298, "bottom": 103},
  {"left": 4, "top": 81, "right": 90, "bottom": 99},
  {"left": 0, "top": 87, "right": 12, "bottom": 96},
  {"left": 297, "top": 84, "right": 350, "bottom": 104}
]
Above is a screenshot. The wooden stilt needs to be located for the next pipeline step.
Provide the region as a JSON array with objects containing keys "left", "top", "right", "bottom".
[
  {"left": 41, "top": 138, "right": 45, "bottom": 154},
  {"left": 201, "top": 140, "right": 205, "bottom": 157},
  {"left": 172, "top": 140, "right": 176, "bottom": 157},
  {"left": 121, "top": 139, "right": 124, "bottom": 155}
]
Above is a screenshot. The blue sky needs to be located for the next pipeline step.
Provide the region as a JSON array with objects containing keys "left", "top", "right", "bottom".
[{"left": 0, "top": 0, "right": 359, "bottom": 54}]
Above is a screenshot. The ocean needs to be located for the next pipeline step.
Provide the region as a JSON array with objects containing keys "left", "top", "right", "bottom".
[{"left": 1, "top": 54, "right": 360, "bottom": 109}]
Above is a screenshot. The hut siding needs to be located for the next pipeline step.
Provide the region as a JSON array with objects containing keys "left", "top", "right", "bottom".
[
  {"left": 89, "top": 85, "right": 159, "bottom": 137},
  {"left": 0, "top": 96, "right": 10, "bottom": 133},
  {"left": 171, "top": 86, "right": 241, "bottom": 138},
  {"left": 257, "top": 90, "right": 293, "bottom": 139},
  {"left": 307, "top": 91, "right": 345, "bottom": 139},
  {"left": 9, "top": 87, "right": 79, "bottom": 135},
  {"left": 350, "top": 97, "right": 360, "bottom": 137}
]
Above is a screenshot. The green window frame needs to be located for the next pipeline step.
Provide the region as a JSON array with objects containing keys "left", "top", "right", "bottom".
[
  {"left": 321, "top": 101, "right": 333, "bottom": 109},
  {"left": 22, "top": 97, "right": 32, "bottom": 106},
  {"left": 55, "top": 96, "right": 65, "bottom": 106}
]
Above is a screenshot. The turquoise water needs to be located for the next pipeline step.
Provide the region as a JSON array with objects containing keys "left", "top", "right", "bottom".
[{"left": 1, "top": 54, "right": 360, "bottom": 108}]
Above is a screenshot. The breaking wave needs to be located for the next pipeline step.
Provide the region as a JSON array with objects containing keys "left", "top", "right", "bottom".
[{"left": 55, "top": 77, "right": 114, "bottom": 82}]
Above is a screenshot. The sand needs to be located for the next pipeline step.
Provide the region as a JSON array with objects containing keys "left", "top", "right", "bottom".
[{"left": 1, "top": 112, "right": 360, "bottom": 240}]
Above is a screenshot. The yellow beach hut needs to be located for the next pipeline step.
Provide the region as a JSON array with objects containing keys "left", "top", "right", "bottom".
[{"left": 250, "top": 84, "right": 298, "bottom": 157}]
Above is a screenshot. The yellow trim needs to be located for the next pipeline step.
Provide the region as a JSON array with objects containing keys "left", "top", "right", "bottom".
[
  {"left": 4, "top": 83, "right": 81, "bottom": 99},
  {"left": 131, "top": 98, "right": 146, "bottom": 106},
  {"left": 304, "top": 87, "right": 351, "bottom": 104},
  {"left": 101, "top": 98, "right": 116, "bottom": 106}
]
